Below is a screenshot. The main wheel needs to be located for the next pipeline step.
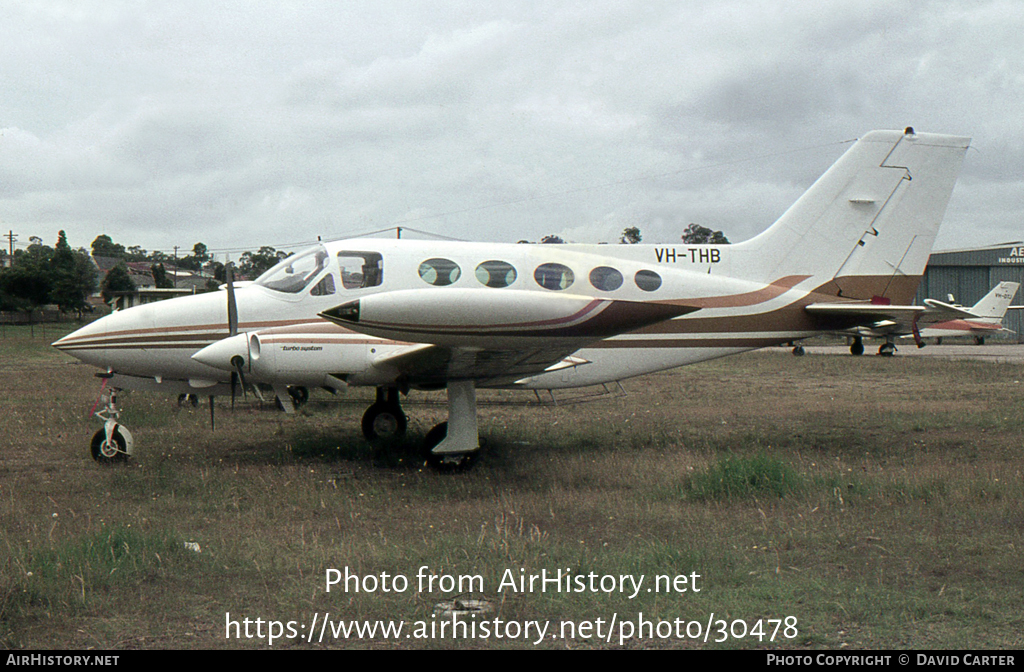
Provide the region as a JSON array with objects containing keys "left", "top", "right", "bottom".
[
  {"left": 850, "top": 339, "right": 864, "bottom": 356},
  {"left": 878, "top": 342, "right": 896, "bottom": 357},
  {"left": 422, "top": 422, "right": 479, "bottom": 472},
  {"left": 287, "top": 386, "right": 309, "bottom": 407},
  {"left": 90, "top": 427, "right": 129, "bottom": 464},
  {"left": 361, "top": 402, "right": 407, "bottom": 442}
]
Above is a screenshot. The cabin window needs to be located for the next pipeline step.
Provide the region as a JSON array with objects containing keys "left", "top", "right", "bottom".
[
  {"left": 635, "top": 270, "right": 662, "bottom": 292},
  {"left": 475, "top": 260, "right": 517, "bottom": 288},
  {"left": 589, "top": 266, "right": 623, "bottom": 292},
  {"left": 418, "top": 258, "right": 461, "bottom": 286},
  {"left": 310, "top": 274, "right": 336, "bottom": 296},
  {"left": 534, "top": 263, "right": 574, "bottom": 291},
  {"left": 255, "top": 245, "right": 329, "bottom": 294},
  {"left": 337, "top": 252, "right": 384, "bottom": 289}
]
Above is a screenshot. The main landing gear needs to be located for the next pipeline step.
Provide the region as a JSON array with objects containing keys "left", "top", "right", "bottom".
[
  {"left": 88, "top": 380, "right": 481, "bottom": 472},
  {"left": 361, "top": 381, "right": 481, "bottom": 472},
  {"left": 361, "top": 387, "right": 408, "bottom": 441}
]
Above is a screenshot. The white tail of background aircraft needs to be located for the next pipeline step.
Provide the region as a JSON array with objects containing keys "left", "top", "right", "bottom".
[
  {"left": 54, "top": 128, "right": 972, "bottom": 469},
  {"left": 969, "top": 282, "right": 1019, "bottom": 320}
]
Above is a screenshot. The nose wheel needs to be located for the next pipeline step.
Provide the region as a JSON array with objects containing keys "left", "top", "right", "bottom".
[
  {"left": 90, "top": 427, "right": 130, "bottom": 463},
  {"left": 90, "top": 384, "right": 134, "bottom": 464}
]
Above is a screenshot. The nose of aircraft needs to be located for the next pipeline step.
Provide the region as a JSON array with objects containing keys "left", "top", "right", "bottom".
[{"left": 52, "top": 315, "right": 109, "bottom": 367}]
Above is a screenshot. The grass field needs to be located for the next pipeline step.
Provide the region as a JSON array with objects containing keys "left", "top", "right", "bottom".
[{"left": 2, "top": 324, "right": 1023, "bottom": 649}]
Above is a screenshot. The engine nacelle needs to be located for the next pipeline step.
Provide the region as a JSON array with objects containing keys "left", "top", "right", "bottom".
[{"left": 192, "top": 323, "right": 380, "bottom": 388}]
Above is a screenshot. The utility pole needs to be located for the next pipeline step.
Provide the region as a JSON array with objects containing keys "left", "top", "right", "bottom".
[{"left": 4, "top": 230, "right": 16, "bottom": 267}]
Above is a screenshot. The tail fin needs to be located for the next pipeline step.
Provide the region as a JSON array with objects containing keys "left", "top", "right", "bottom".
[
  {"left": 970, "top": 281, "right": 1020, "bottom": 319},
  {"left": 738, "top": 129, "right": 970, "bottom": 302}
]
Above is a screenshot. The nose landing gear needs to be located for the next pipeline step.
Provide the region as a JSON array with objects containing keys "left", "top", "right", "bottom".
[{"left": 90, "top": 385, "right": 134, "bottom": 464}]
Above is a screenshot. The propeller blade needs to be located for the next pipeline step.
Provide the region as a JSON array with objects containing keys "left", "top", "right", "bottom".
[
  {"left": 231, "top": 355, "right": 248, "bottom": 402},
  {"left": 226, "top": 261, "right": 238, "bottom": 337},
  {"left": 226, "top": 260, "right": 241, "bottom": 410}
]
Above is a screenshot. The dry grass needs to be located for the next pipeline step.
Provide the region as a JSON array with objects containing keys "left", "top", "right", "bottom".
[{"left": 2, "top": 325, "right": 1023, "bottom": 649}]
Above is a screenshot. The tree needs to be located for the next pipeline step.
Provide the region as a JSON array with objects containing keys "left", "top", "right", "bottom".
[
  {"left": 101, "top": 262, "right": 135, "bottom": 302},
  {"left": 177, "top": 242, "right": 211, "bottom": 271},
  {"left": 620, "top": 227, "right": 642, "bottom": 244},
  {"left": 0, "top": 262, "right": 51, "bottom": 313},
  {"left": 192, "top": 242, "right": 209, "bottom": 262},
  {"left": 151, "top": 263, "right": 174, "bottom": 289},
  {"left": 239, "top": 246, "right": 288, "bottom": 279},
  {"left": 49, "top": 231, "right": 97, "bottom": 314},
  {"left": 91, "top": 234, "right": 126, "bottom": 259},
  {"left": 540, "top": 235, "right": 565, "bottom": 244},
  {"left": 681, "top": 223, "right": 730, "bottom": 244},
  {"left": 125, "top": 245, "right": 149, "bottom": 262}
]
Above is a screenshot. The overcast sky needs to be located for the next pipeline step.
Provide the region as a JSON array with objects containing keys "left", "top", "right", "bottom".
[{"left": 2, "top": 1, "right": 1022, "bottom": 258}]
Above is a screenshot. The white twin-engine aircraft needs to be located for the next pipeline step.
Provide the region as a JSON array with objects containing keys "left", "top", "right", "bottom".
[{"left": 54, "top": 128, "right": 971, "bottom": 470}]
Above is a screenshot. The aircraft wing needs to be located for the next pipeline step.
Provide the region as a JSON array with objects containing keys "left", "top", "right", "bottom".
[{"left": 370, "top": 343, "right": 586, "bottom": 387}]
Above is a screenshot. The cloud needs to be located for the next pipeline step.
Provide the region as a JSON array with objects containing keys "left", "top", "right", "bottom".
[{"left": 0, "top": 1, "right": 1022, "bottom": 254}]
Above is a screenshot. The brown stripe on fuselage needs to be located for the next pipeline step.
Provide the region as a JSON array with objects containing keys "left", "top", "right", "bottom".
[
  {"left": 632, "top": 275, "right": 925, "bottom": 336},
  {"left": 57, "top": 318, "right": 321, "bottom": 344},
  {"left": 655, "top": 275, "right": 810, "bottom": 309}
]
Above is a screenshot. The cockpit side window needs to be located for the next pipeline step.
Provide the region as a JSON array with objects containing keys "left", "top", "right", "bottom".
[
  {"left": 337, "top": 251, "right": 384, "bottom": 290},
  {"left": 254, "top": 245, "right": 329, "bottom": 294},
  {"left": 310, "top": 274, "right": 336, "bottom": 296}
]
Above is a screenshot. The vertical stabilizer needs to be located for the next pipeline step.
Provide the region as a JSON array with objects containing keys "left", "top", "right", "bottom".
[
  {"left": 737, "top": 129, "right": 970, "bottom": 302},
  {"left": 970, "top": 282, "right": 1019, "bottom": 319}
]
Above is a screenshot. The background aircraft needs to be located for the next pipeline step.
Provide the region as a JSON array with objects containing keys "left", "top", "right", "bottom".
[
  {"left": 911, "top": 281, "right": 1021, "bottom": 345},
  {"left": 796, "top": 281, "right": 1020, "bottom": 356},
  {"left": 54, "top": 128, "right": 971, "bottom": 470}
]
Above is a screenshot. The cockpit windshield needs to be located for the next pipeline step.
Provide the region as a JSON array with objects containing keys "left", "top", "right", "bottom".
[{"left": 254, "top": 245, "right": 329, "bottom": 294}]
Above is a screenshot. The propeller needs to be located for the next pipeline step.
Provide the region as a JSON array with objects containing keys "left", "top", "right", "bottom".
[{"left": 225, "top": 261, "right": 246, "bottom": 409}]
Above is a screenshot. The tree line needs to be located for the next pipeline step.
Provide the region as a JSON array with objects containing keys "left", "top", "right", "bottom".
[
  {"left": 0, "top": 233, "right": 293, "bottom": 318},
  {"left": 518, "top": 224, "right": 729, "bottom": 245}
]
